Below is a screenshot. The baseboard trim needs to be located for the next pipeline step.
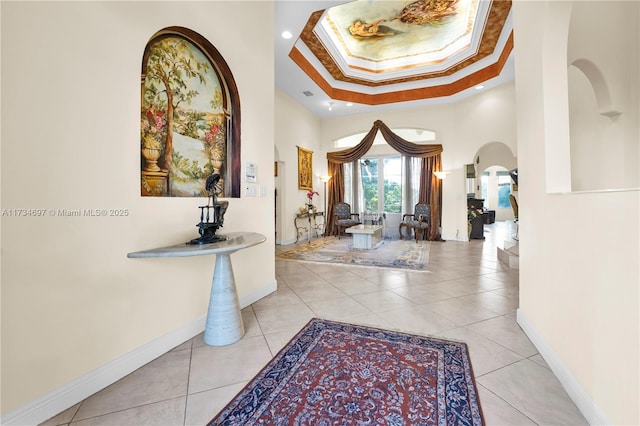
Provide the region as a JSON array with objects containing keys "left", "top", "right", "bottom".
[
  {"left": 240, "top": 279, "right": 277, "bottom": 308},
  {"left": 516, "top": 309, "right": 612, "bottom": 425},
  {"left": 1, "top": 317, "right": 206, "bottom": 426},
  {"left": 279, "top": 237, "right": 301, "bottom": 245},
  {"left": 2, "top": 280, "right": 277, "bottom": 426}
]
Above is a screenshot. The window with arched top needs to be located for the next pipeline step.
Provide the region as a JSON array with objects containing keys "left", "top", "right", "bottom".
[{"left": 140, "top": 26, "right": 241, "bottom": 198}]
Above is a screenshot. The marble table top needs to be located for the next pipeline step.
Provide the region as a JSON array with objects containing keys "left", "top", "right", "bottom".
[
  {"left": 346, "top": 224, "right": 383, "bottom": 234},
  {"left": 127, "top": 232, "right": 266, "bottom": 258}
]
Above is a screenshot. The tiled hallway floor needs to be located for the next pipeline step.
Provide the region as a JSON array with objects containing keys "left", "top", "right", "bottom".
[{"left": 41, "top": 222, "right": 587, "bottom": 425}]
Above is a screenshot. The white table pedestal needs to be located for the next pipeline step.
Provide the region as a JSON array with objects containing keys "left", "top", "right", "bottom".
[
  {"left": 128, "top": 232, "right": 266, "bottom": 346},
  {"left": 346, "top": 224, "right": 383, "bottom": 249},
  {"left": 205, "top": 253, "right": 243, "bottom": 345}
]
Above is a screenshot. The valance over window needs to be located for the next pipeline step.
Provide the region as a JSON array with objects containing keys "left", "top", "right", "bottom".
[{"left": 326, "top": 120, "right": 443, "bottom": 240}]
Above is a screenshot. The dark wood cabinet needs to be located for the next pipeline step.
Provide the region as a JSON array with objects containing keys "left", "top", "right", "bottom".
[{"left": 470, "top": 215, "right": 485, "bottom": 239}]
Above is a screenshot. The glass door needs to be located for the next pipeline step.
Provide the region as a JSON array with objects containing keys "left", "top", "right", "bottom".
[{"left": 358, "top": 156, "right": 402, "bottom": 235}]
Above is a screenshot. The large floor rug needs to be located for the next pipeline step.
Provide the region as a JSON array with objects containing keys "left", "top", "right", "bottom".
[
  {"left": 276, "top": 236, "right": 429, "bottom": 271},
  {"left": 209, "top": 318, "right": 484, "bottom": 426}
]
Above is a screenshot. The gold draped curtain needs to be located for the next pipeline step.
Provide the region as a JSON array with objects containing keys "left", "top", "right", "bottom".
[{"left": 326, "top": 120, "right": 443, "bottom": 240}]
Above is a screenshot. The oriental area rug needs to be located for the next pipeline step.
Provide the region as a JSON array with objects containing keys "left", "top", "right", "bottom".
[
  {"left": 276, "top": 236, "right": 429, "bottom": 271},
  {"left": 208, "top": 318, "right": 484, "bottom": 426}
]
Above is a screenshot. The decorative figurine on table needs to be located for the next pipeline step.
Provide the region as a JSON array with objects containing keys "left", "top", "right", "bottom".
[{"left": 189, "top": 173, "right": 229, "bottom": 245}]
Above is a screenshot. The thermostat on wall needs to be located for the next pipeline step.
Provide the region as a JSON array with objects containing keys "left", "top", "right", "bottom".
[{"left": 245, "top": 162, "right": 257, "bottom": 183}]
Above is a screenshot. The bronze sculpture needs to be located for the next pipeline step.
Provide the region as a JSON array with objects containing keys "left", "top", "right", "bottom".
[{"left": 189, "top": 173, "right": 229, "bottom": 245}]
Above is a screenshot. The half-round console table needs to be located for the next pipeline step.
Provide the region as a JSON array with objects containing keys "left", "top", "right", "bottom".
[{"left": 127, "top": 232, "right": 266, "bottom": 346}]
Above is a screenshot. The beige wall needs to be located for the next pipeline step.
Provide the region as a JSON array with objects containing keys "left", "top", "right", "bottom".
[
  {"left": 513, "top": 1, "right": 639, "bottom": 424},
  {"left": 274, "top": 89, "right": 321, "bottom": 244},
  {"left": 1, "top": 1, "right": 275, "bottom": 414}
]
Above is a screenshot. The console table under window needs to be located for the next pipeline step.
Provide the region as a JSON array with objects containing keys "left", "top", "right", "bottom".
[{"left": 294, "top": 211, "right": 325, "bottom": 243}]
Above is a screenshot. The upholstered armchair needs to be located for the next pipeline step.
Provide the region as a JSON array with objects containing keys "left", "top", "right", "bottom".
[
  {"left": 399, "top": 203, "right": 430, "bottom": 241},
  {"left": 333, "top": 202, "right": 360, "bottom": 238}
]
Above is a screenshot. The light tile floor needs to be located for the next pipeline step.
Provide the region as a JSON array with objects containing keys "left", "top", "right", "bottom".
[{"left": 41, "top": 221, "right": 587, "bottom": 426}]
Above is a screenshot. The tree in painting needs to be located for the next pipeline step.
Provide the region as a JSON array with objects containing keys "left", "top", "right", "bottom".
[{"left": 142, "top": 35, "right": 227, "bottom": 197}]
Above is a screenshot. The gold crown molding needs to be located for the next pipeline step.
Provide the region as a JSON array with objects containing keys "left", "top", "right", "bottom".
[{"left": 289, "top": 31, "right": 513, "bottom": 105}]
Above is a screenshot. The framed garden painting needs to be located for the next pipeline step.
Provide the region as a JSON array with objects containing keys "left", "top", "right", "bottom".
[
  {"left": 297, "top": 146, "right": 313, "bottom": 190},
  {"left": 140, "top": 27, "right": 241, "bottom": 198}
]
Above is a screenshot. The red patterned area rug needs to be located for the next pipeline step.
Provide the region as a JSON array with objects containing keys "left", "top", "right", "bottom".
[{"left": 209, "top": 318, "right": 484, "bottom": 426}]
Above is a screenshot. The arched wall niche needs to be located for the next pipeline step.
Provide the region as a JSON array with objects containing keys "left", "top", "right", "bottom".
[
  {"left": 566, "top": 1, "right": 639, "bottom": 191},
  {"left": 568, "top": 64, "right": 624, "bottom": 191},
  {"left": 571, "top": 59, "right": 619, "bottom": 118},
  {"left": 140, "top": 26, "right": 241, "bottom": 198}
]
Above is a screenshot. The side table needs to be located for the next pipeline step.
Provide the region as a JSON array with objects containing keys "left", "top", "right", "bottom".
[
  {"left": 127, "top": 232, "right": 266, "bottom": 346},
  {"left": 294, "top": 211, "right": 324, "bottom": 243}
]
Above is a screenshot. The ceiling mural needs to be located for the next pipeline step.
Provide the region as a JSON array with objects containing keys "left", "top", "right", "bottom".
[{"left": 323, "top": 0, "right": 479, "bottom": 70}]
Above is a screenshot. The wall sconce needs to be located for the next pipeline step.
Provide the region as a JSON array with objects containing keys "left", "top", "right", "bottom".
[{"left": 434, "top": 171, "right": 449, "bottom": 179}]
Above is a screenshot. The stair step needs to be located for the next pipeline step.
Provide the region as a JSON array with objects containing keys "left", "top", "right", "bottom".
[{"left": 497, "top": 240, "right": 519, "bottom": 269}]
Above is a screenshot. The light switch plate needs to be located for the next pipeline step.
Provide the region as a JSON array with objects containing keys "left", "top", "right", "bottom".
[{"left": 245, "top": 184, "right": 257, "bottom": 197}]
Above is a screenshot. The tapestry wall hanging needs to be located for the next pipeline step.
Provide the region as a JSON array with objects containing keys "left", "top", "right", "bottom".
[
  {"left": 140, "top": 27, "right": 241, "bottom": 198},
  {"left": 297, "top": 146, "right": 313, "bottom": 190}
]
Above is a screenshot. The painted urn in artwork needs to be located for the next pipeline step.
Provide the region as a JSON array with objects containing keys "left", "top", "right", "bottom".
[
  {"left": 206, "top": 123, "right": 226, "bottom": 174},
  {"left": 141, "top": 135, "right": 162, "bottom": 172},
  {"left": 141, "top": 105, "right": 167, "bottom": 172},
  {"left": 210, "top": 148, "right": 224, "bottom": 173}
]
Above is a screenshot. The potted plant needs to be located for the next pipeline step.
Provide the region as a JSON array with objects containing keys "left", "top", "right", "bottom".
[
  {"left": 467, "top": 204, "right": 483, "bottom": 239},
  {"left": 306, "top": 190, "right": 319, "bottom": 212}
]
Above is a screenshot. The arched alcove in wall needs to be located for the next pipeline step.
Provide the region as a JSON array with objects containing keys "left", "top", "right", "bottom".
[
  {"left": 568, "top": 63, "right": 625, "bottom": 191},
  {"left": 473, "top": 142, "right": 517, "bottom": 184},
  {"left": 566, "top": 1, "right": 639, "bottom": 191},
  {"left": 140, "top": 26, "right": 242, "bottom": 198},
  {"left": 471, "top": 142, "right": 517, "bottom": 221}
]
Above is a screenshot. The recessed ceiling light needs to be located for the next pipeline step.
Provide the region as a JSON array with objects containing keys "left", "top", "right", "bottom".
[
  {"left": 475, "top": 85, "right": 484, "bottom": 90},
  {"left": 346, "top": 103, "right": 353, "bottom": 107},
  {"left": 281, "top": 31, "right": 293, "bottom": 39}
]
